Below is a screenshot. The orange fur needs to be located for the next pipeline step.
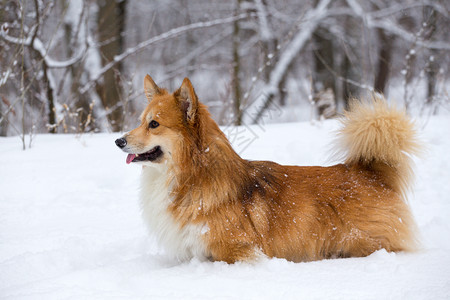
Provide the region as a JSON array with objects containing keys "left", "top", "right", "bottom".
[{"left": 118, "top": 76, "right": 420, "bottom": 263}]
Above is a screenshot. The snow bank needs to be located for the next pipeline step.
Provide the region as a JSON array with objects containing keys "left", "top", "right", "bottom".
[{"left": 1, "top": 118, "right": 449, "bottom": 299}]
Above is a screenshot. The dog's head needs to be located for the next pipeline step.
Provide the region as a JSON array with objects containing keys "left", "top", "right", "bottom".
[{"left": 115, "top": 75, "right": 200, "bottom": 167}]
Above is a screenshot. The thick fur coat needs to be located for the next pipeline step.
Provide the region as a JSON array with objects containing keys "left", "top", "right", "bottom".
[{"left": 115, "top": 75, "right": 420, "bottom": 263}]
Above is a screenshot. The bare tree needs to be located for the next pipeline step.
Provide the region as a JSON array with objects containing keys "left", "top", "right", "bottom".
[
  {"left": 423, "top": 5, "right": 438, "bottom": 109},
  {"left": 253, "top": 0, "right": 332, "bottom": 123},
  {"left": 96, "top": 0, "right": 127, "bottom": 132},
  {"left": 1, "top": 0, "right": 449, "bottom": 142},
  {"left": 312, "top": 19, "right": 337, "bottom": 118},
  {"left": 232, "top": 0, "right": 243, "bottom": 125},
  {"left": 373, "top": 27, "right": 393, "bottom": 94}
]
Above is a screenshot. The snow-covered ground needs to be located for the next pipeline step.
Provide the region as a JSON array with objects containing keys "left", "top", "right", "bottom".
[{"left": 1, "top": 117, "right": 449, "bottom": 299}]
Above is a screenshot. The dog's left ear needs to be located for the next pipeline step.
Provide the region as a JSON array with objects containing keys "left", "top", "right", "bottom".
[
  {"left": 144, "top": 74, "right": 161, "bottom": 102},
  {"left": 175, "top": 77, "right": 198, "bottom": 123}
]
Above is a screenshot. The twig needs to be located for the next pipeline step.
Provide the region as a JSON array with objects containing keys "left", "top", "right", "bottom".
[
  {"left": 79, "top": 13, "right": 254, "bottom": 94},
  {"left": 253, "top": 0, "right": 332, "bottom": 123},
  {"left": 344, "top": 0, "right": 450, "bottom": 50}
]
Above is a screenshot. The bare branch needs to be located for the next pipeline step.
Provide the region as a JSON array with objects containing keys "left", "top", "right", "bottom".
[
  {"left": 344, "top": 0, "right": 450, "bottom": 50},
  {"left": 254, "top": 0, "right": 273, "bottom": 41},
  {"left": 0, "top": 31, "right": 86, "bottom": 68},
  {"left": 162, "top": 28, "right": 233, "bottom": 79},
  {"left": 79, "top": 13, "right": 253, "bottom": 94},
  {"left": 369, "top": 2, "right": 448, "bottom": 19},
  {"left": 369, "top": 19, "right": 450, "bottom": 50},
  {"left": 253, "top": 0, "right": 332, "bottom": 123}
]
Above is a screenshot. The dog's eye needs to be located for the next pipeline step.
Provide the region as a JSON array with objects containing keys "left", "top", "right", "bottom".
[{"left": 149, "top": 120, "right": 159, "bottom": 129}]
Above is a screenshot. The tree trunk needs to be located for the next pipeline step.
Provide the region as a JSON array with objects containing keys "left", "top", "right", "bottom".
[
  {"left": 313, "top": 26, "right": 336, "bottom": 117},
  {"left": 374, "top": 28, "right": 392, "bottom": 94},
  {"left": 42, "top": 65, "right": 56, "bottom": 133},
  {"left": 63, "top": 1, "right": 93, "bottom": 132},
  {"left": 341, "top": 16, "right": 359, "bottom": 110},
  {"left": 0, "top": 97, "right": 8, "bottom": 136},
  {"left": 423, "top": 5, "right": 437, "bottom": 110},
  {"left": 232, "top": 0, "right": 243, "bottom": 125},
  {"left": 97, "top": 0, "right": 126, "bottom": 132},
  {"left": 254, "top": 0, "right": 275, "bottom": 82}
]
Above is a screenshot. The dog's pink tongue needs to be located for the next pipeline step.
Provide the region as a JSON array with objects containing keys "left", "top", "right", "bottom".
[{"left": 126, "top": 154, "right": 136, "bottom": 164}]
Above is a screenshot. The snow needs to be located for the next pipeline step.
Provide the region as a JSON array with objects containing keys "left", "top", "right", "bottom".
[
  {"left": 1, "top": 117, "right": 450, "bottom": 299},
  {"left": 254, "top": 0, "right": 273, "bottom": 41}
]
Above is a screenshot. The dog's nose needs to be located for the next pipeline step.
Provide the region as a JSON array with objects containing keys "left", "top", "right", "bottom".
[{"left": 115, "top": 138, "right": 127, "bottom": 149}]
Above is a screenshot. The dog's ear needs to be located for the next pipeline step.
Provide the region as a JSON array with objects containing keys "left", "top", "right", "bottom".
[
  {"left": 144, "top": 75, "right": 161, "bottom": 102},
  {"left": 175, "top": 77, "right": 198, "bottom": 123}
]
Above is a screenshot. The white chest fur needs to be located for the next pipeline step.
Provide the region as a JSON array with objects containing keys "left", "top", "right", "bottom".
[{"left": 139, "top": 165, "right": 208, "bottom": 261}]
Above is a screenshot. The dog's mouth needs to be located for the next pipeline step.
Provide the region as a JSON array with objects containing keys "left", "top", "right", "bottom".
[{"left": 126, "top": 146, "right": 163, "bottom": 164}]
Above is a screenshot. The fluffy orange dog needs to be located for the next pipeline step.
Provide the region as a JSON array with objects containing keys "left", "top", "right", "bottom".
[{"left": 115, "top": 75, "right": 420, "bottom": 263}]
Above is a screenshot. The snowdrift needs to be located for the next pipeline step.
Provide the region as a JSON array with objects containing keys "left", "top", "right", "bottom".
[{"left": 1, "top": 118, "right": 449, "bottom": 299}]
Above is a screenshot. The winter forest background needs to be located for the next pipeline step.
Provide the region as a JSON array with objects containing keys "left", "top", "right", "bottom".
[
  {"left": 1, "top": 2, "right": 450, "bottom": 297},
  {"left": 0, "top": 0, "right": 449, "bottom": 148}
]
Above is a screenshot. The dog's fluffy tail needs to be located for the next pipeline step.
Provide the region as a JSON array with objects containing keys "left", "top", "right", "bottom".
[{"left": 336, "top": 95, "right": 421, "bottom": 198}]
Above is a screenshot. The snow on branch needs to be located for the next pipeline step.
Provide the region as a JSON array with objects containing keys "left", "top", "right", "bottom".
[
  {"left": 0, "top": 29, "right": 86, "bottom": 68},
  {"left": 254, "top": 0, "right": 273, "bottom": 41},
  {"left": 253, "top": 0, "right": 332, "bottom": 123},
  {"left": 369, "top": 19, "right": 450, "bottom": 50},
  {"left": 32, "top": 38, "right": 86, "bottom": 68},
  {"left": 369, "top": 2, "right": 448, "bottom": 19},
  {"left": 345, "top": 0, "right": 450, "bottom": 50},
  {"left": 79, "top": 13, "right": 253, "bottom": 94}
]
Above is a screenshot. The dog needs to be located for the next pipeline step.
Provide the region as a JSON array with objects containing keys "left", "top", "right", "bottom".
[{"left": 115, "top": 75, "right": 420, "bottom": 263}]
